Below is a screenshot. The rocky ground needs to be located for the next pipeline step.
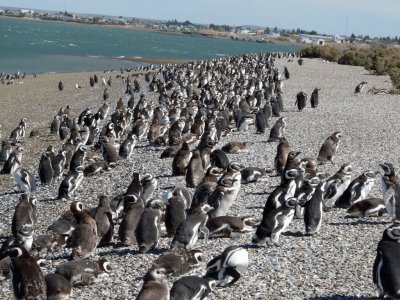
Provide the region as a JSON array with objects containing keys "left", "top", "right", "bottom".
[{"left": 0, "top": 58, "right": 398, "bottom": 299}]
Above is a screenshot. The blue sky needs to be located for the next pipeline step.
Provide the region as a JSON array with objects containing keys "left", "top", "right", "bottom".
[{"left": 1, "top": 0, "right": 399, "bottom": 37}]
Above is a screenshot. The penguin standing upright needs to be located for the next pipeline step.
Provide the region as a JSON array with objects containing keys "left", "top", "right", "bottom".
[
  {"left": 310, "top": 88, "right": 321, "bottom": 108},
  {"left": 0, "top": 140, "right": 13, "bottom": 163},
  {"left": 185, "top": 149, "right": 204, "bottom": 188},
  {"left": 284, "top": 66, "right": 290, "bottom": 79},
  {"left": 317, "top": 131, "right": 342, "bottom": 165},
  {"left": 268, "top": 117, "right": 286, "bottom": 142},
  {"left": 135, "top": 208, "right": 162, "bottom": 253},
  {"left": 295, "top": 92, "right": 307, "bottom": 111},
  {"left": 69, "top": 145, "right": 87, "bottom": 172},
  {"left": 165, "top": 193, "right": 187, "bottom": 237},
  {"left": 373, "top": 225, "right": 400, "bottom": 299},
  {"left": 58, "top": 81, "right": 64, "bottom": 91},
  {"left": 255, "top": 107, "right": 267, "bottom": 134},
  {"left": 172, "top": 142, "right": 191, "bottom": 176},
  {"left": 355, "top": 81, "right": 367, "bottom": 93},
  {"left": 136, "top": 266, "right": 169, "bottom": 300},
  {"left": 90, "top": 195, "right": 114, "bottom": 247},
  {"left": 118, "top": 194, "right": 144, "bottom": 246},
  {"left": 274, "top": 137, "right": 290, "bottom": 177},
  {"left": 14, "top": 169, "right": 36, "bottom": 194},
  {"left": 304, "top": 180, "right": 325, "bottom": 235},
  {"left": 38, "top": 152, "right": 54, "bottom": 185},
  {"left": 51, "top": 150, "right": 66, "bottom": 181},
  {"left": 12, "top": 194, "right": 36, "bottom": 237},
  {"left": 57, "top": 166, "right": 84, "bottom": 199},
  {"left": 119, "top": 133, "right": 137, "bottom": 159},
  {"left": 323, "top": 163, "right": 353, "bottom": 207},
  {"left": 1, "top": 146, "right": 23, "bottom": 175}
]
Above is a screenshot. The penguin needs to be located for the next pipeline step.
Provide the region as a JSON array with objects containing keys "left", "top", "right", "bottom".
[
  {"left": 304, "top": 180, "right": 325, "bottom": 235},
  {"left": 103, "top": 88, "right": 109, "bottom": 101},
  {"left": 118, "top": 194, "right": 144, "bottom": 246},
  {"left": 0, "top": 245, "right": 46, "bottom": 299},
  {"left": 205, "top": 245, "right": 248, "bottom": 287},
  {"left": 270, "top": 97, "right": 281, "bottom": 117},
  {"left": 170, "top": 276, "right": 216, "bottom": 300},
  {"left": 90, "top": 195, "right": 114, "bottom": 247},
  {"left": 240, "top": 167, "right": 266, "bottom": 184},
  {"left": 45, "top": 273, "right": 72, "bottom": 300},
  {"left": 12, "top": 194, "right": 36, "bottom": 237},
  {"left": 379, "top": 162, "right": 398, "bottom": 203},
  {"left": 383, "top": 179, "right": 400, "bottom": 222},
  {"left": 89, "top": 76, "right": 95, "bottom": 87},
  {"left": 281, "top": 150, "right": 301, "bottom": 184},
  {"left": 83, "top": 161, "right": 112, "bottom": 177},
  {"left": 135, "top": 208, "right": 162, "bottom": 253},
  {"left": 284, "top": 66, "right": 290, "bottom": 79},
  {"left": 355, "top": 81, "right": 367, "bottom": 93},
  {"left": 38, "top": 152, "right": 54, "bottom": 185},
  {"left": 274, "top": 137, "right": 290, "bottom": 177},
  {"left": 68, "top": 201, "right": 98, "bottom": 260},
  {"left": 295, "top": 92, "right": 307, "bottom": 111},
  {"left": 373, "top": 225, "right": 400, "bottom": 299},
  {"left": 310, "top": 88, "right": 321, "bottom": 108},
  {"left": 201, "top": 166, "right": 224, "bottom": 184},
  {"left": 185, "top": 149, "right": 204, "bottom": 188},
  {"left": 171, "top": 203, "right": 210, "bottom": 249},
  {"left": 0, "top": 140, "right": 13, "bottom": 163},
  {"left": 57, "top": 166, "right": 84, "bottom": 199},
  {"left": 59, "top": 119, "right": 70, "bottom": 141},
  {"left": 252, "top": 197, "right": 298, "bottom": 246},
  {"left": 206, "top": 216, "right": 255, "bottom": 237},
  {"left": 51, "top": 150, "right": 66, "bottom": 181},
  {"left": 1, "top": 146, "right": 23, "bottom": 175},
  {"left": 317, "top": 131, "right": 342, "bottom": 165},
  {"left": 152, "top": 249, "right": 203, "bottom": 276},
  {"left": 136, "top": 266, "right": 169, "bottom": 300},
  {"left": 276, "top": 91, "right": 285, "bottom": 112},
  {"left": 346, "top": 198, "right": 386, "bottom": 217},
  {"left": 69, "top": 145, "right": 87, "bottom": 172},
  {"left": 335, "top": 170, "right": 377, "bottom": 209},
  {"left": 119, "top": 133, "right": 137, "bottom": 159},
  {"left": 50, "top": 115, "right": 61, "bottom": 135},
  {"left": 221, "top": 141, "right": 252, "bottom": 154},
  {"left": 55, "top": 258, "right": 111, "bottom": 286},
  {"left": 165, "top": 193, "right": 187, "bottom": 237},
  {"left": 323, "top": 163, "right": 353, "bottom": 207},
  {"left": 268, "top": 117, "right": 286, "bottom": 142},
  {"left": 141, "top": 173, "right": 158, "bottom": 202},
  {"left": 100, "top": 137, "right": 119, "bottom": 164},
  {"left": 57, "top": 80, "right": 65, "bottom": 91},
  {"left": 14, "top": 168, "right": 36, "bottom": 194},
  {"left": 171, "top": 142, "right": 191, "bottom": 176}
]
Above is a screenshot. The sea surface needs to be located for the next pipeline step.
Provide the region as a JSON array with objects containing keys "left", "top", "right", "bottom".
[{"left": 0, "top": 17, "right": 302, "bottom": 73}]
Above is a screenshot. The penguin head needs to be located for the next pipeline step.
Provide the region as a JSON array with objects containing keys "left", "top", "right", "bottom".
[
  {"left": 99, "top": 258, "right": 112, "bottom": 273},
  {"left": 284, "top": 197, "right": 298, "bottom": 208},
  {"left": 70, "top": 201, "right": 84, "bottom": 213},
  {"left": 333, "top": 131, "right": 342, "bottom": 140},
  {"left": 144, "top": 266, "right": 167, "bottom": 282},
  {"left": 285, "top": 168, "right": 299, "bottom": 180},
  {"left": 242, "top": 217, "right": 257, "bottom": 227},
  {"left": 379, "top": 163, "right": 395, "bottom": 176},
  {"left": 187, "top": 249, "right": 203, "bottom": 264},
  {"left": 385, "top": 225, "right": 400, "bottom": 242},
  {"left": 340, "top": 163, "right": 352, "bottom": 175}
]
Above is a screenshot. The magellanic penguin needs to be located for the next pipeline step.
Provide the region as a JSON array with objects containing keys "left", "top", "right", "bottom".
[
  {"left": 252, "top": 197, "right": 298, "bottom": 246},
  {"left": 206, "top": 216, "right": 255, "bottom": 237},
  {"left": 346, "top": 198, "right": 386, "bottom": 218},
  {"left": 100, "top": 138, "right": 119, "bottom": 165},
  {"left": 323, "top": 163, "right": 353, "bottom": 207},
  {"left": 0, "top": 245, "right": 46, "bottom": 299},
  {"left": 0, "top": 140, "right": 13, "bottom": 163},
  {"left": 295, "top": 91, "right": 307, "bottom": 111},
  {"left": 136, "top": 266, "right": 169, "bottom": 300},
  {"left": 172, "top": 142, "right": 191, "bottom": 176},
  {"left": 69, "top": 145, "right": 87, "bottom": 172},
  {"left": 57, "top": 166, "right": 84, "bottom": 199},
  {"left": 68, "top": 201, "right": 98, "bottom": 260},
  {"left": 355, "top": 81, "right": 367, "bottom": 93},
  {"left": 50, "top": 115, "right": 61, "bottom": 135},
  {"left": 185, "top": 149, "right": 204, "bottom": 188},
  {"left": 55, "top": 258, "right": 111, "bottom": 286},
  {"left": 45, "top": 273, "right": 72, "bottom": 300},
  {"left": 205, "top": 245, "right": 248, "bottom": 287},
  {"left": 171, "top": 203, "right": 210, "bottom": 250},
  {"left": 152, "top": 249, "right": 203, "bottom": 276},
  {"left": 165, "top": 193, "right": 187, "bottom": 237},
  {"left": 210, "top": 149, "right": 230, "bottom": 170},
  {"left": 83, "top": 161, "right": 113, "bottom": 177},
  {"left": 383, "top": 179, "right": 400, "bottom": 223},
  {"left": 118, "top": 194, "right": 144, "bottom": 246},
  {"left": 274, "top": 137, "right": 290, "bottom": 177},
  {"left": 12, "top": 193, "right": 36, "bottom": 237},
  {"left": 51, "top": 150, "right": 67, "bottom": 181},
  {"left": 221, "top": 141, "right": 252, "bottom": 154},
  {"left": 170, "top": 276, "right": 216, "bottom": 300},
  {"left": 58, "top": 81, "right": 64, "bottom": 91},
  {"left": 267, "top": 117, "right": 286, "bottom": 142},
  {"left": 304, "top": 180, "right": 325, "bottom": 235},
  {"left": 89, "top": 195, "right": 114, "bottom": 247},
  {"left": 335, "top": 170, "right": 377, "bottom": 209},
  {"left": 317, "top": 131, "right": 342, "bottom": 165},
  {"left": 10, "top": 118, "right": 27, "bottom": 140},
  {"left": 1, "top": 146, "right": 23, "bottom": 175},
  {"left": 310, "top": 88, "right": 321, "bottom": 108},
  {"left": 135, "top": 208, "right": 162, "bottom": 253},
  {"left": 119, "top": 132, "right": 137, "bottom": 159},
  {"left": 240, "top": 167, "right": 266, "bottom": 184},
  {"left": 140, "top": 173, "right": 158, "bottom": 202},
  {"left": 379, "top": 162, "right": 398, "bottom": 206},
  {"left": 15, "top": 168, "right": 36, "bottom": 194},
  {"left": 373, "top": 225, "right": 400, "bottom": 299},
  {"left": 38, "top": 152, "right": 54, "bottom": 185}
]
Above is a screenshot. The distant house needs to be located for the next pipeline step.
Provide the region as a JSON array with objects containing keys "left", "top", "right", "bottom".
[
  {"left": 298, "top": 34, "right": 334, "bottom": 45},
  {"left": 0, "top": 9, "right": 4, "bottom": 14},
  {"left": 335, "top": 35, "right": 350, "bottom": 43}
]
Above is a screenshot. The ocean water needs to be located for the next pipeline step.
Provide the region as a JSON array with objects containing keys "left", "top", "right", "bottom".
[{"left": 0, "top": 18, "right": 302, "bottom": 73}]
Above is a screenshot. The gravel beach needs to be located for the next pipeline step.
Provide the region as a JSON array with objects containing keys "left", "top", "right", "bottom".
[{"left": 0, "top": 57, "right": 398, "bottom": 300}]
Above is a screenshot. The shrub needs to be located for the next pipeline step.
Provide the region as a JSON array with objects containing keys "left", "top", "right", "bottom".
[{"left": 300, "top": 45, "right": 340, "bottom": 62}]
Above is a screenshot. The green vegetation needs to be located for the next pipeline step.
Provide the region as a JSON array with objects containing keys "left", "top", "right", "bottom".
[{"left": 301, "top": 45, "right": 400, "bottom": 91}]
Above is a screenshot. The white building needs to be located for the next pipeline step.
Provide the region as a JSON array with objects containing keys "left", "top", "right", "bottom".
[{"left": 298, "top": 34, "right": 334, "bottom": 45}]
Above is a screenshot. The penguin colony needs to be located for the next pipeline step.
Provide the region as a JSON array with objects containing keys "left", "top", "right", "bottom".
[{"left": 0, "top": 54, "right": 398, "bottom": 299}]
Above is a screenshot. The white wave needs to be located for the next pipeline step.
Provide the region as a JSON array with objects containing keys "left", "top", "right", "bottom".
[
  {"left": 69, "top": 43, "right": 77, "bottom": 47},
  {"left": 216, "top": 53, "right": 226, "bottom": 56}
]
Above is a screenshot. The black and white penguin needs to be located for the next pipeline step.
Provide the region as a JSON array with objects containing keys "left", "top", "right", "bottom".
[
  {"left": 135, "top": 208, "right": 162, "bottom": 253},
  {"left": 57, "top": 166, "right": 84, "bottom": 199},
  {"left": 206, "top": 216, "right": 255, "bottom": 237},
  {"left": 125, "top": 172, "right": 143, "bottom": 198},
  {"left": 45, "top": 273, "right": 72, "bottom": 300},
  {"left": 252, "top": 197, "right": 298, "bottom": 246},
  {"left": 51, "top": 150, "right": 66, "bottom": 181},
  {"left": 171, "top": 203, "right": 210, "bottom": 249},
  {"left": 141, "top": 173, "right": 158, "bottom": 202},
  {"left": 310, "top": 88, "right": 321, "bottom": 108},
  {"left": 119, "top": 133, "right": 137, "bottom": 159},
  {"left": 1, "top": 146, "right": 23, "bottom": 175},
  {"left": 50, "top": 115, "right": 61, "bottom": 135},
  {"left": 379, "top": 162, "right": 397, "bottom": 204},
  {"left": 355, "top": 81, "right": 367, "bottom": 93},
  {"left": 185, "top": 149, "right": 204, "bottom": 188},
  {"left": 172, "top": 142, "right": 191, "bottom": 176},
  {"left": 118, "top": 194, "right": 144, "bottom": 246},
  {"left": 170, "top": 276, "right": 216, "bottom": 300},
  {"left": 38, "top": 152, "right": 54, "bottom": 185},
  {"left": 68, "top": 201, "right": 98, "bottom": 260},
  {"left": 12, "top": 194, "right": 36, "bottom": 237},
  {"left": 267, "top": 117, "right": 286, "bottom": 142},
  {"left": 89, "top": 76, "right": 95, "bottom": 87},
  {"left": 205, "top": 245, "right": 248, "bottom": 287},
  {"left": 317, "top": 131, "right": 342, "bottom": 165},
  {"left": 103, "top": 87, "right": 109, "bottom": 101},
  {"left": 90, "top": 195, "right": 114, "bottom": 247},
  {"left": 152, "top": 249, "right": 203, "bottom": 276},
  {"left": 373, "top": 225, "right": 400, "bottom": 299},
  {"left": 14, "top": 168, "right": 36, "bottom": 194},
  {"left": 240, "top": 167, "right": 266, "bottom": 183},
  {"left": 270, "top": 97, "right": 281, "bottom": 117},
  {"left": 58, "top": 81, "right": 64, "bottom": 91},
  {"left": 335, "top": 170, "right": 376, "bottom": 209},
  {"left": 346, "top": 198, "right": 386, "bottom": 217},
  {"left": 0, "top": 140, "right": 13, "bottom": 163},
  {"left": 274, "top": 137, "right": 290, "bottom": 177},
  {"left": 83, "top": 161, "right": 112, "bottom": 177},
  {"left": 0, "top": 245, "right": 46, "bottom": 299},
  {"left": 221, "top": 141, "right": 252, "bottom": 154},
  {"left": 276, "top": 91, "right": 285, "bottom": 112},
  {"left": 69, "top": 145, "right": 87, "bottom": 172},
  {"left": 165, "top": 193, "right": 187, "bottom": 237},
  {"left": 55, "top": 258, "right": 111, "bottom": 286},
  {"left": 136, "top": 266, "right": 169, "bottom": 300},
  {"left": 284, "top": 66, "right": 290, "bottom": 79},
  {"left": 323, "top": 163, "right": 353, "bottom": 207},
  {"left": 304, "top": 181, "right": 325, "bottom": 235},
  {"left": 295, "top": 92, "right": 307, "bottom": 111},
  {"left": 210, "top": 148, "right": 230, "bottom": 170},
  {"left": 383, "top": 179, "right": 400, "bottom": 222}
]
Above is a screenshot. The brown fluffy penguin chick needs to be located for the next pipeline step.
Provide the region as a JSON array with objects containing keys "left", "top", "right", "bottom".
[
  {"left": 118, "top": 194, "right": 144, "bottom": 246},
  {"left": 136, "top": 266, "right": 169, "bottom": 300},
  {"left": 45, "top": 273, "right": 72, "bottom": 300},
  {"left": 317, "top": 131, "right": 342, "bottom": 165},
  {"left": 206, "top": 216, "right": 256, "bottom": 237},
  {"left": 185, "top": 149, "right": 204, "bottom": 188},
  {"left": 69, "top": 201, "right": 98, "bottom": 260},
  {"left": 274, "top": 137, "right": 290, "bottom": 177},
  {"left": 89, "top": 195, "right": 114, "bottom": 247},
  {"left": 221, "top": 141, "right": 252, "bottom": 154},
  {"left": 171, "top": 142, "right": 191, "bottom": 176},
  {"left": 152, "top": 249, "right": 203, "bottom": 276}
]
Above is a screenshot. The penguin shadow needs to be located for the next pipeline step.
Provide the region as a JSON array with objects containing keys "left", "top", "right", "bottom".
[
  {"left": 246, "top": 205, "right": 264, "bottom": 210},
  {"left": 241, "top": 243, "right": 265, "bottom": 250},
  {"left": 0, "top": 190, "right": 21, "bottom": 196},
  {"left": 310, "top": 296, "right": 378, "bottom": 300},
  {"left": 282, "top": 231, "right": 304, "bottom": 238},
  {"left": 99, "top": 245, "right": 137, "bottom": 257},
  {"left": 156, "top": 174, "right": 174, "bottom": 179},
  {"left": 328, "top": 219, "right": 391, "bottom": 226}
]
